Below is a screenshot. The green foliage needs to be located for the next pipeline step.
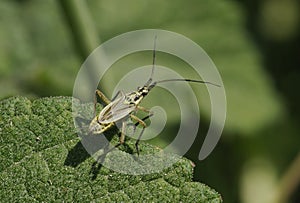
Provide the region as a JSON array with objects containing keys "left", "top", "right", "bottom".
[
  {"left": 2, "top": 0, "right": 299, "bottom": 202},
  {"left": 0, "top": 96, "right": 222, "bottom": 202},
  {"left": 0, "top": 0, "right": 284, "bottom": 135},
  {"left": 88, "top": 0, "right": 284, "bottom": 134}
]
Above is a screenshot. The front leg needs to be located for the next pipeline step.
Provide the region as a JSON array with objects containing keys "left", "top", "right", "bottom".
[
  {"left": 136, "top": 105, "right": 151, "bottom": 113},
  {"left": 130, "top": 114, "right": 147, "bottom": 128}
]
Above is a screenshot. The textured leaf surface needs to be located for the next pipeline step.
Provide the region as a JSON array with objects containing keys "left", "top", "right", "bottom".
[{"left": 0, "top": 96, "right": 222, "bottom": 202}]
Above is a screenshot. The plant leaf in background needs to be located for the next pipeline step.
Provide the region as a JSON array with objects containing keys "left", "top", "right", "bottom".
[
  {"left": 0, "top": 96, "right": 222, "bottom": 202},
  {"left": 88, "top": 0, "right": 284, "bottom": 134},
  {"left": 0, "top": 0, "right": 283, "bottom": 134}
]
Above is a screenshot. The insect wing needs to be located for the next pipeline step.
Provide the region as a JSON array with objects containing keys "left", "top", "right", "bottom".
[{"left": 98, "top": 93, "right": 135, "bottom": 124}]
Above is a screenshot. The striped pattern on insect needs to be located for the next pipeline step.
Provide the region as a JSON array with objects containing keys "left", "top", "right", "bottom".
[{"left": 89, "top": 36, "right": 219, "bottom": 155}]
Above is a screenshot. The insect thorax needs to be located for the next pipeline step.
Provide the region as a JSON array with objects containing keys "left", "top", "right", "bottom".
[{"left": 126, "top": 88, "right": 149, "bottom": 105}]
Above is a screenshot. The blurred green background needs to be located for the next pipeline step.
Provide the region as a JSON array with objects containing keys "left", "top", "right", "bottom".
[{"left": 0, "top": 0, "right": 299, "bottom": 202}]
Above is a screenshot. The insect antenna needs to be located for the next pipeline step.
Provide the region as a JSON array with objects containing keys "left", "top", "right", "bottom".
[
  {"left": 145, "top": 36, "right": 220, "bottom": 89},
  {"left": 147, "top": 78, "right": 220, "bottom": 90},
  {"left": 145, "top": 35, "right": 157, "bottom": 86},
  {"left": 155, "top": 78, "right": 220, "bottom": 87}
]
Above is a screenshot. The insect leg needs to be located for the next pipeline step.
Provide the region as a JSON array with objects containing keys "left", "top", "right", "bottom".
[
  {"left": 94, "top": 89, "right": 111, "bottom": 116},
  {"left": 134, "top": 114, "right": 153, "bottom": 126},
  {"left": 130, "top": 114, "right": 147, "bottom": 127},
  {"left": 135, "top": 127, "right": 145, "bottom": 156},
  {"left": 130, "top": 114, "right": 149, "bottom": 155},
  {"left": 95, "top": 89, "right": 111, "bottom": 105},
  {"left": 119, "top": 121, "right": 126, "bottom": 145},
  {"left": 102, "top": 114, "right": 153, "bottom": 156},
  {"left": 135, "top": 112, "right": 154, "bottom": 156},
  {"left": 136, "top": 105, "right": 151, "bottom": 113},
  {"left": 103, "top": 121, "right": 126, "bottom": 155}
]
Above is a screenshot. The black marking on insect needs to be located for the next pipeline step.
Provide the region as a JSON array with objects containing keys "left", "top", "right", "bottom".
[{"left": 89, "top": 36, "right": 220, "bottom": 155}]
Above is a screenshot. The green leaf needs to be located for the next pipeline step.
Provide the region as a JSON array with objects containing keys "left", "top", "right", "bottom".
[
  {"left": 0, "top": 0, "right": 284, "bottom": 134},
  {"left": 0, "top": 96, "right": 222, "bottom": 202},
  {"left": 90, "top": 0, "right": 284, "bottom": 134}
]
